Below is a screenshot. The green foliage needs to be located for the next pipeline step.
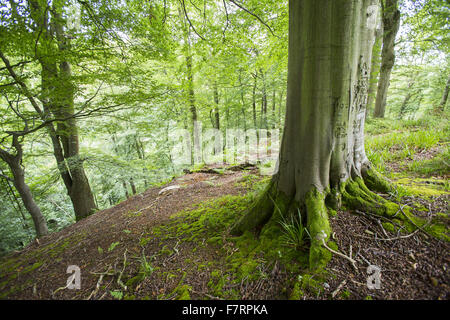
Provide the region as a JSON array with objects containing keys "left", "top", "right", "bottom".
[
  {"left": 277, "top": 208, "right": 307, "bottom": 251},
  {"left": 365, "top": 117, "right": 448, "bottom": 175},
  {"left": 108, "top": 241, "right": 120, "bottom": 252},
  {"left": 110, "top": 290, "right": 123, "bottom": 300},
  {"left": 407, "top": 147, "right": 450, "bottom": 176}
]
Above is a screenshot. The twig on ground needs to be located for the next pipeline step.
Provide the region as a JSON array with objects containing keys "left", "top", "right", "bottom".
[
  {"left": 87, "top": 267, "right": 110, "bottom": 300},
  {"left": 354, "top": 228, "right": 420, "bottom": 241},
  {"left": 399, "top": 205, "right": 433, "bottom": 238},
  {"left": 331, "top": 280, "right": 347, "bottom": 298},
  {"left": 357, "top": 252, "right": 371, "bottom": 266},
  {"left": 117, "top": 249, "right": 128, "bottom": 291},
  {"left": 321, "top": 239, "right": 358, "bottom": 271}
]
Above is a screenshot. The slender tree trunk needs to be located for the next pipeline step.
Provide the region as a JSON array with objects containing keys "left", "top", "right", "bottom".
[
  {"left": 260, "top": 70, "right": 268, "bottom": 130},
  {"left": 130, "top": 178, "right": 137, "bottom": 195},
  {"left": 252, "top": 73, "right": 258, "bottom": 129},
  {"left": 373, "top": 0, "right": 400, "bottom": 118},
  {"left": 366, "top": 26, "right": 383, "bottom": 118},
  {"left": 212, "top": 80, "right": 221, "bottom": 156},
  {"left": 252, "top": 72, "right": 260, "bottom": 160},
  {"left": 0, "top": 140, "right": 48, "bottom": 238},
  {"left": 213, "top": 80, "right": 220, "bottom": 130},
  {"left": 1, "top": 169, "right": 31, "bottom": 234},
  {"left": 232, "top": 0, "right": 381, "bottom": 271},
  {"left": 123, "top": 181, "right": 130, "bottom": 199},
  {"left": 278, "top": 90, "right": 283, "bottom": 128},
  {"left": 238, "top": 73, "right": 248, "bottom": 132},
  {"left": 437, "top": 74, "right": 450, "bottom": 113},
  {"left": 185, "top": 51, "right": 201, "bottom": 165},
  {"left": 398, "top": 80, "right": 415, "bottom": 119},
  {"left": 9, "top": 162, "right": 48, "bottom": 238},
  {"left": 272, "top": 88, "right": 276, "bottom": 130}
]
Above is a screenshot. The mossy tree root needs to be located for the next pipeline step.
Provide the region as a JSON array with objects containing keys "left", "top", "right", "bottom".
[
  {"left": 230, "top": 184, "right": 335, "bottom": 271},
  {"left": 230, "top": 181, "right": 286, "bottom": 236},
  {"left": 361, "top": 167, "right": 394, "bottom": 194},
  {"left": 304, "top": 189, "right": 333, "bottom": 271},
  {"left": 230, "top": 168, "right": 448, "bottom": 274},
  {"left": 230, "top": 182, "right": 275, "bottom": 236},
  {"left": 343, "top": 172, "right": 449, "bottom": 241}
]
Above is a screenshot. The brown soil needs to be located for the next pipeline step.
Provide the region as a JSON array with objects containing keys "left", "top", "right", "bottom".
[{"left": 324, "top": 206, "right": 449, "bottom": 300}]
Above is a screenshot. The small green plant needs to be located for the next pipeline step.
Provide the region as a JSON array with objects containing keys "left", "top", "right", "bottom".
[
  {"left": 110, "top": 290, "right": 123, "bottom": 300},
  {"left": 278, "top": 208, "right": 307, "bottom": 250},
  {"left": 139, "top": 254, "right": 154, "bottom": 277},
  {"left": 126, "top": 252, "right": 155, "bottom": 288},
  {"left": 108, "top": 241, "right": 120, "bottom": 252}
]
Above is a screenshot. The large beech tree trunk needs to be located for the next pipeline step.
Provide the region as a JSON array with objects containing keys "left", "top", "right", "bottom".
[
  {"left": 231, "top": 0, "right": 382, "bottom": 270},
  {"left": 373, "top": 0, "right": 400, "bottom": 118},
  {"left": 18, "top": 0, "right": 97, "bottom": 222}
]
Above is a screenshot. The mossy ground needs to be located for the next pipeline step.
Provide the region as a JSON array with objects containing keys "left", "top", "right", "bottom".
[{"left": 143, "top": 178, "right": 316, "bottom": 299}]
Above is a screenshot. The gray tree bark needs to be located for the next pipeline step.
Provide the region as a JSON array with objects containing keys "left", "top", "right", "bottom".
[
  {"left": 26, "top": 0, "right": 97, "bottom": 221},
  {"left": 373, "top": 0, "right": 400, "bottom": 118},
  {"left": 231, "top": 0, "right": 380, "bottom": 270},
  {"left": 0, "top": 138, "right": 48, "bottom": 238},
  {"left": 366, "top": 26, "right": 383, "bottom": 117}
]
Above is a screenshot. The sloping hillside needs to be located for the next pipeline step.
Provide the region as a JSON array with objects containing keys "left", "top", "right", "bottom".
[{"left": 0, "top": 163, "right": 448, "bottom": 300}]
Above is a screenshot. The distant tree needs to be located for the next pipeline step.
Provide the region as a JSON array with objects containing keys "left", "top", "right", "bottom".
[
  {"left": 374, "top": 0, "right": 401, "bottom": 118},
  {"left": 437, "top": 74, "right": 449, "bottom": 112},
  {"left": 0, "top": 136, "right": 48, "bottom": 238}
]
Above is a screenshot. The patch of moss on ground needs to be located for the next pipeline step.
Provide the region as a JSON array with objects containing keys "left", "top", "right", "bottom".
[
  {"left": 290, "top": 274, "right": 325, "bottom": 299},
  {"left": 148, "top": 188, "right": 318, "bottom": 299},
  {"left": 393, "top": 177, "right": 449, "bottom": 197}
]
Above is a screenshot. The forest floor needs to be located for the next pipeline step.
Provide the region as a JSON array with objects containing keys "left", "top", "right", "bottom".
[{"left": 0, "top": 120, "right": 449, "bottom": 300}]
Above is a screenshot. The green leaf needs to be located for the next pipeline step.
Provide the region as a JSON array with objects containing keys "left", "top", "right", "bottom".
[
  {"left": 108, "top": 241, "right": 120, "bottom": 252},
  {"left": 110, "top": 290, "right": 123, "bottom": 300}
]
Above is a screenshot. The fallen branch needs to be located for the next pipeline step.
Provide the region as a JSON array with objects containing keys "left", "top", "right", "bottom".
[
  {"left": 117, "top": 249, "right": 128, "bottom": 291},
  {"left": 86, "top": 268, "right": 109, "bottom": 300},
  {"left": 331, "top": 280, "right": 347, "bottom": 298},
  {"left": 321, "top": 239, "right": 358, "bottom": 271}
]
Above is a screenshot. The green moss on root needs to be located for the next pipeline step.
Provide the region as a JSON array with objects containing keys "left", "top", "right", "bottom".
[
  {"left": 305, "top": 189, "right": 332, "bottom": 271},
  {"left": 362, "top": 168, "right": 394, "bottom": 194},
  {"left": 342, "top": 177, "right": 449, "bottom": 242}
]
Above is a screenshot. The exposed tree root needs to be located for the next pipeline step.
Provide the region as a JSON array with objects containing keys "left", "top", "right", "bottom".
[
  {"left": 230, "top": 184, "right": 335, "bottom": 271},
  {"left": 361, "top": 166, "right": 394, "bottom": 194},
  {"left": 304, "top": 189, "right": 332, "bottom": 271},
  {"left": 230, "top": 181, "right": 278, "bottom": 236},
  {"left": 342, "top": 171, "right": 449, "bottom": 242},
  {"left": 230, "top": 168, "right": 449, "bottom": 273}
]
